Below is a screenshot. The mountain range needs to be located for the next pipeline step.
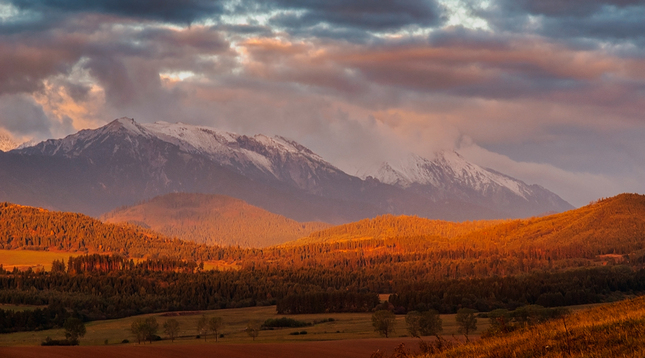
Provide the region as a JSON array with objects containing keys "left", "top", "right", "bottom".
[{"left": 0, "top": 117, "right": 573, "bottom": 223}]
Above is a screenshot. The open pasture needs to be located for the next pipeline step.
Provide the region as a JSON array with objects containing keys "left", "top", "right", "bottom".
[
  {"left": 0, "top": 250, "right": 73, "bottom": 272},
  {"left": 0, "top": 305, "right": 488, "bottom": 347}
]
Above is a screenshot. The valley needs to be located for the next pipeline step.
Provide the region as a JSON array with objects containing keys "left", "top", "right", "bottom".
[{"left": 1, "top": 189, "right": 644, "bottom": 356}]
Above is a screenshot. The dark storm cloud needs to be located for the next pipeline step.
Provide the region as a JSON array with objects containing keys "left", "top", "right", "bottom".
[
  {"left": 497, "top": 0, "right": 642, "bottom": 17},
  {"left": 266, "top": 0, "right": 445, "bottom": 32},
  {"left": 484, "top": 0, "right": 645, "bottom": 42},
  {"left": 0, "top": 38, "right": 82, "bottom": 94},
  {"left": 9, "top": 0, "right": 226, "bottom": 24},
  {"left": 0, "top": 15, "right": 231, "bottom": 97},
  {"left": 242, "top": 30, "right": 616, "bottom": 102}
]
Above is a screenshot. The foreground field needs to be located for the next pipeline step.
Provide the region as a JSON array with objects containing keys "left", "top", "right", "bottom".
[
  {"left": 0, "top": 305, "right": 488, "bottom": 347},
  {"left": 1, "top": 337, "right": 423, "bottom": 358}
]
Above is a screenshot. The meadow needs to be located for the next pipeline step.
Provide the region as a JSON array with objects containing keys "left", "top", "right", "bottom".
[
  {"left": 0, "top": 250, "right": 74, "bottom": 271},
  {"left": 0, "top": 305, "right": 489, "bottom": 347}
]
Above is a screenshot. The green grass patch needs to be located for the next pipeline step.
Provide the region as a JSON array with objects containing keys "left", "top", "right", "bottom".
[{"left": 0, "top": 305, "right": 491, "bottom": 347}]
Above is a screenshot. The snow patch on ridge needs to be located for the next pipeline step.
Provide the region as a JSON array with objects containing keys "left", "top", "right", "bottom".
[{"left": 363, "top": 151, "right": 530, "bottom": 200}]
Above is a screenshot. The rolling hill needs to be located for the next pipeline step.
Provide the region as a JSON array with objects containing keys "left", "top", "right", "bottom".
[
  {"left": 289, "top": 214, "right": 508, "bottom": 245},
  {"left": 294, "top": 194, "right": 645, "bottom": 259},
  {"left": 0, "top": 202, "right": 235, "bottom": 262},
  {"left": 101, "top": 193, "right": 330, "bottom": 247}
]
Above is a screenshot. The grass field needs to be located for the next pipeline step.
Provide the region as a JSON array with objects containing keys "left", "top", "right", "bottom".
[
  {"left": 0, "top": 305, "right": 490, "bottom": 347},
  {"left": 0, "top": 249, "right": 239, "bottom": 272},
  {"left": 0, "top": 250, "right": 74, "bottom": 271}
]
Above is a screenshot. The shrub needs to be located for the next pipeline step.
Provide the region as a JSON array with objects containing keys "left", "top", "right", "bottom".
[{"left": 262, "top": 317, "right": 311, "bottom": 328}]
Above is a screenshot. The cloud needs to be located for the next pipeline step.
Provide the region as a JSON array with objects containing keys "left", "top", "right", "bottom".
[
  {"left": 457, "top": 139, "right": 642, "bottom": 207},
  {"left": 0, "top": 93, "right": 52, "bottom": 136},
  {"left": 482, "top": 0, "right": 645, "bottom": 43},
  {"left": 496, "top": 0, "right": 641, "bottom": 18},
  {"left": 0, "top": 1, "right": 642, "bottom": 206},
  {"left": 8, "top": 0, "right": 226, "bottom": 24},
  {"left": 266, "top": 0, "right": 445, "bottom": 32}
]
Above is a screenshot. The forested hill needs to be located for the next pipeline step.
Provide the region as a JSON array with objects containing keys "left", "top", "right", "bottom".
[
  {"left": 449, "top": 193, "right": 645, "bottom": 253},
  {"left": 101, "top": 193, "right": 330, "bottom": 248},
  {"left": 0, "top": 202, "right": 249, "bottom": 261},
  {"left": 290, "top": 214, "right": 508, "bottom": 245},
  {"left": 292, "top": 193, "right": 645, "bottom": 260},
  {"left": 3, "top": 193, "right": 645, "bottom": 274}
]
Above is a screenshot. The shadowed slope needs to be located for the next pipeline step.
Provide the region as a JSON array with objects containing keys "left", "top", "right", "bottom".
[{"left": 102, "top": 193, "right": 330, "bottom": 247}]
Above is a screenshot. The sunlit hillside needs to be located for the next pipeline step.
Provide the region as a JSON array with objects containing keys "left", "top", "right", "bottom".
[
  {"left": 416, "top": 295, "right": 645, "bottom": 358},
  {"left": 294, "top": 194, "right": 645, "bottom": 260},
  {"left": 290, "top": 214, "right": 508, "bottom": 245},
  {"left": 0, "top": 202, "right": 247, "bottom": 262},
  {"left": 101, "top": 193, "right": 330, "bottom": 248},
  {"left": 451, "top": 193, "right": 645, "bottom": 254}
]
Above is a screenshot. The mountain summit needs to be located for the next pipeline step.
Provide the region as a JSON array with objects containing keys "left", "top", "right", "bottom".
[
  {"left": 3, "top": 118, "right": 572, "bottom": 222},
  {"left": 361, "top": 151, "right": 572, "bottom": 218}
]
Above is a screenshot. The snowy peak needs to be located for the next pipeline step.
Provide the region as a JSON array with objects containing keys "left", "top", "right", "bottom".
[
  {"left": 365, "top": 151, "right": 534, "bottom": 200},
  {"left": 107, "top": 117, "right": 150, "bottom": 137},
  {"left": 141, "top": 120, "right": 341, "bottom": 182},
  {"left": 15, "top": 118, "right": 344, "bottom": 192}
]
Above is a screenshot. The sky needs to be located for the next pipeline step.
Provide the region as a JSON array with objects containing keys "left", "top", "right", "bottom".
[{"left": 0, "top": 0, "right": 643, "bottom": 207}]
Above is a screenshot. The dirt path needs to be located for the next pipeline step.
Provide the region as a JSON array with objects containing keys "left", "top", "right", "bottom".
[{"left": 0, "top": 338, "right": 425, "bottom": 358}]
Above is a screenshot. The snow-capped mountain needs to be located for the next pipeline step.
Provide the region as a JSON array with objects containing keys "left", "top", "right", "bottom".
[
  {"left": 21, "top": 118, "right": 348, "bottom": 193},
  {"left": 362, "top": 151, "right": 572, "bottom": 217},
  {"left": 3, "top": 117, "right": 573, "bottom": 222},
  {"left": 0, "top": 133, "right": 17, "bottom": 152}
]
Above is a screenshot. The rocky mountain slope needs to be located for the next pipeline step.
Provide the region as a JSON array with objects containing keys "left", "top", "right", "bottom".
[
  {"left": 361, "top": 151, "right": 572, "bottom": 218},
  {"left": 2, "top": 117, "right": 572, "bottom": 222}
]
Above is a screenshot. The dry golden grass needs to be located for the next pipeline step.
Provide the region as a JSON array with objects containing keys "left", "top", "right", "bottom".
[
  {"left": 417, "top": 296, "right": 645, "bottom": 358},
  {"left": 0, "top": 250, "right": 75, "bottom": 271}
]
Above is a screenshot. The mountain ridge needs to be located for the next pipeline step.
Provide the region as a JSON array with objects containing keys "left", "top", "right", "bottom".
[{"left": 4, "top": 117, "right": 572, "bottom": 222}]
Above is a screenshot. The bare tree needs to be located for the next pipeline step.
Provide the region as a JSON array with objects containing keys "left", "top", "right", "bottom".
[
  {"left": 197, "top": 315, "right": 208, "bottom": 341},
  {"left": 209, "top": 317, "right": 224, "bottom": 342}
]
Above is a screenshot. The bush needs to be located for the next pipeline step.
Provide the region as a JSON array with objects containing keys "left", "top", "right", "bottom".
[
  {"left": 41, "top": 337, "right": 76, "bottom": 346},
  {"left": 313, "top": 318, "right": 335, "bottom": 324},
  {"left": 262, "top": 317, "right": 311, "bottom": 328},
  {"left": 121, "top": 339, "right": 130, "bottom": 344}
]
